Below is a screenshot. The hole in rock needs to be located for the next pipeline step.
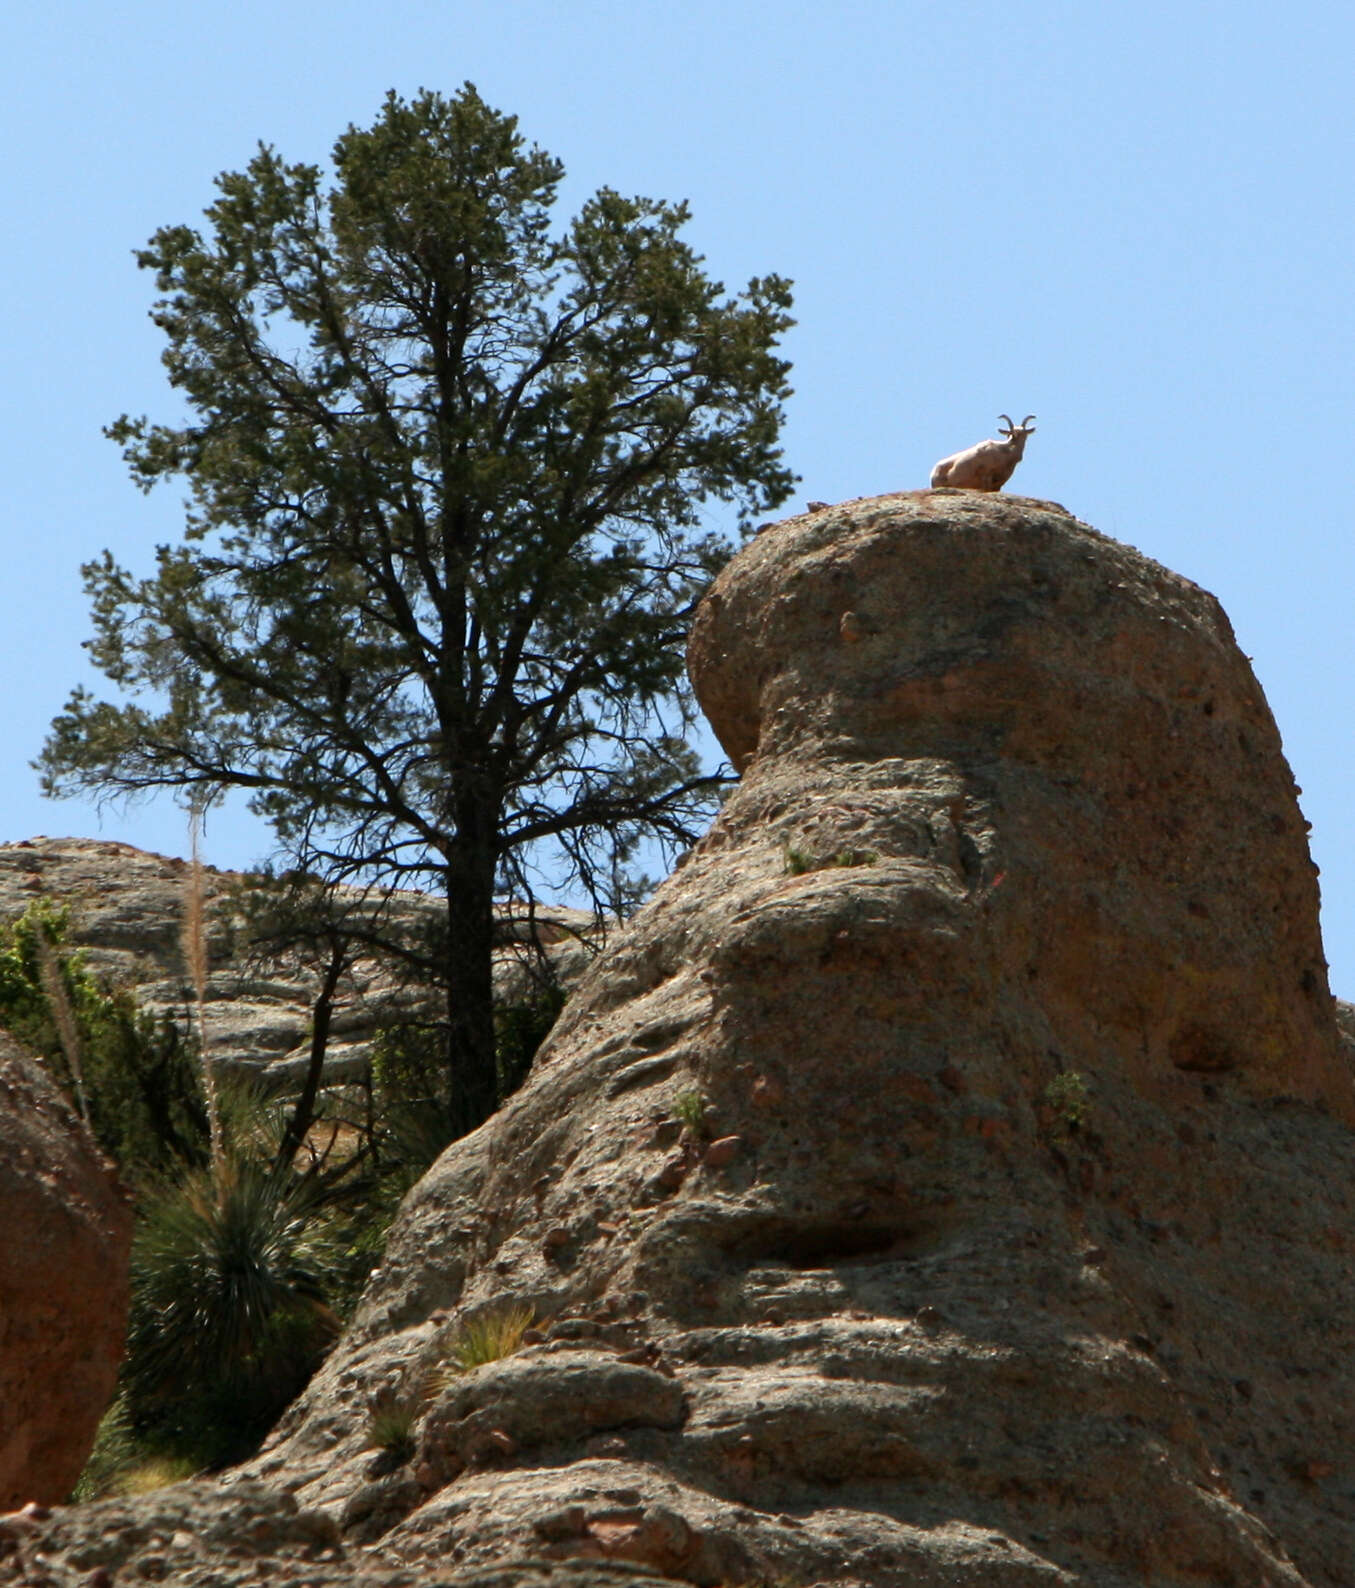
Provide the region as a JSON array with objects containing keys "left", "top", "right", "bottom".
[
  {"left": 1169, "top": 1023, "right": 1238, "bottom": 1074},
  {"left": 724, "top": 1216, "right": 953, "bottom": 1270},
  {"left": 774, "top": 1225, "right": 912, "bottom": 1267}
]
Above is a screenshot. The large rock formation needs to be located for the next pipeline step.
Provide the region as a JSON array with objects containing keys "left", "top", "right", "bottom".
[
  {"left": 7, "top": 492, "right": 1355, "bottom": 1586},
  {"left": 0, "top": 839, "right": 595, "bottom": 1089},
  {"left": 0, "top": 1032, "right": 131, "bottom": 1508}
]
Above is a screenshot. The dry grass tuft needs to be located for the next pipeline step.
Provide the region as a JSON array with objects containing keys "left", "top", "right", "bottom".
[
  {"left": 114, "top": 1455, "right": 198, "bottom": 1495},
  {"left": 429, "top": 1303, "right": 535, "bottom": 1394}
]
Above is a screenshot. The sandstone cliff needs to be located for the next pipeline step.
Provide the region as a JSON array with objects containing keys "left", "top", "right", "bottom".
[
  {"left": 5, "top": 492, "right": 1353, "bottom": 1588},
  {"left": 0, "top": 839, "right": 595, "bottom": 1090},
  {"left": 0, "top": 1032, "right": 131, "bottom": 1509}
]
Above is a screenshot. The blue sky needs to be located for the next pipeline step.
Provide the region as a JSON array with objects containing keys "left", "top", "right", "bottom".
[{"left": 6, "top": 2, "right": 1355, "bottom": 988}]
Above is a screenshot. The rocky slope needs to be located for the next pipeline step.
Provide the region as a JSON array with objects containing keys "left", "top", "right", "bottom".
[
  {"left": 0, "top": 838, "right": 595, "bottom": 1089},
  {"left": 6, "top": 491, "right": 1354, "bottom": 1587},
  {"left": 0, "top": 1032, "right": 131, "bottom": 1509}
]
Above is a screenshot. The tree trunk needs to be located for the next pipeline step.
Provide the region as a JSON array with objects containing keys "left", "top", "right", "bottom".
[
  {"left": 276, "top": 939, "right": 347, "bottom": 1171},
  {"left": 442, "top": 814, "right": 500, "bottom": 1138}
]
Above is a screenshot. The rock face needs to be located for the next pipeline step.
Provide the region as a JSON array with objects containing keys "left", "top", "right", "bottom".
[
  {"left": 0, "top": 1486, "right": 683, "bottom": 1588},
  {"left": 0, "top": 1032, "right": 131, "bottom": 1508},
  {"left": 8, "top": 492, "right": 1355, "bottom": 1586},
  {"left": 690, "top": 490, "right": 1350, "bottom": 1119},
  {"left": 0, "top": 838, "right": 595, "bottom": 1089}
]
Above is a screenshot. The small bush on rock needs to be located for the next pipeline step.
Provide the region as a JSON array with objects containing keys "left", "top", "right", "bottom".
[
  {"left": 434, "top": 1303, "right": 535, "bottom": 1388},
  {"left": 365, "top": 1396, "right": 420, "bottom": 1465},
  {"left": 1043, "top": 1071, "right": 1090, "bottom": 1134},
  {"left": 672, "top": 1086, "right": 711, "bottom": 1137},
  {"left": 783, "top": 844, "right": 879, "bottom": 876}
]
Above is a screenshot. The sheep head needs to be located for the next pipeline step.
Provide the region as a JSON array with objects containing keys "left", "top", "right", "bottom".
[{"left": 997, "top": 414, "right": 1037, "bottom": 449}]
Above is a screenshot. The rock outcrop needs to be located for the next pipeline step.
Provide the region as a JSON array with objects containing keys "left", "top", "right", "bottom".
[
  {"left": 0, "top": 1032, "right": 131, "bottom": 1508},
  {"left": 7, "top": 492, "right": 1355, "bottom": 1586},
  {"left": 0, "top": 839, "right": 595, "bottom": 1089}
]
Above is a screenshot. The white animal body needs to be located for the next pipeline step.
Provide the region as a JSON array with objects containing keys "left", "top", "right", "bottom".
[{"left": 930, "top": 414, "right": 1036, "bottom": 491}]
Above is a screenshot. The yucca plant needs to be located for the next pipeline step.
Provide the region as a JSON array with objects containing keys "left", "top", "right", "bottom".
[{"left": 124, "top": 1155, "right": 342, "bottom": 1466}]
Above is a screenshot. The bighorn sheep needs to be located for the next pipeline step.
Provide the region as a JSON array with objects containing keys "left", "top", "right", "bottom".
[{"left": 930, "top": 414, "right": 1036, "bottom": 491}]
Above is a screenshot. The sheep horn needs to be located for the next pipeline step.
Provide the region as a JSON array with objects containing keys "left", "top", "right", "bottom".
[
  {"left": 998, "top": 414, "right": 1014, "bottom": 433},
  {"left": 1021, "top": 414, "right": 1036, "bottom": 429}
]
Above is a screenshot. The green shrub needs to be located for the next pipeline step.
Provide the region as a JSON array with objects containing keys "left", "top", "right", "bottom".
[
  {"left": 123, "top": 1155, "right": 343, "bottom": 1467},
  {"left": 89, "top": 1004, "right": 210, "bottom": 1178},
  {"left": 0, "top": 900, "right": 209, "bottom": 1178},
  {"left": 783, "top": 844, "right": 815, "bottom": 876},
  {"left": 671, "top": 1086, "right": 710, "bottom": 1137}
]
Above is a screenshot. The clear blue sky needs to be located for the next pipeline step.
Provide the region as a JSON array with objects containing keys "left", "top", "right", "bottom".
[{"left": 6, "top": 2, "right": 1355, "bottom": 988}]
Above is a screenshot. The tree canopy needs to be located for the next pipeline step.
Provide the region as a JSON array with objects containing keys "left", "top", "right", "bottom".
[{"left": 39, "top": 85, "right": 796, "bottom": 1134}]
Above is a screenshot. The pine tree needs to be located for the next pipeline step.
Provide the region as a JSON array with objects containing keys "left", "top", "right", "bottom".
[{"left": 39, "top": 86, "right": 795, "bottom": 1136}]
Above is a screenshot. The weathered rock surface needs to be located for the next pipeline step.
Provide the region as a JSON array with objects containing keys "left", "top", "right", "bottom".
[
  {"left": 9, "top": 492, "right": 1355, "bottom": 1585},
  {"left": 0, "top": 838, "right": 595, "bottom": 1088},
  {"left": 0, "top": 1484, "right": 686, "bottom": 1588},
  {"left": 0, "top": 1032, "right": 131, "bottom": 1508}
]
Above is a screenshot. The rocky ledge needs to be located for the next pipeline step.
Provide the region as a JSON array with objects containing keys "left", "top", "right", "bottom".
[
  {"left": 0, "top": 839, "right": 596, "bottom": 1089},
  {"left": 7, "top": 492, "right": 1353, "bottom": 1588}
]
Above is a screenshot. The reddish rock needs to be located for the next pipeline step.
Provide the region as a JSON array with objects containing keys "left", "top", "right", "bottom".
[
  {"left": 0, "top": 1033, "right": 131, "bottom": 1507},
  {"left": 702, "top": 1135, "right": 741, "bottom": 1168}
]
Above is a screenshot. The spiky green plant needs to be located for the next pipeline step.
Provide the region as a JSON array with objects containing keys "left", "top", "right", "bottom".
[
  {"left": 365, "top": 1399, "right": 420, "bottom": 1464},
  {"left": 124, "top": 1156, "right": 342, "bottom": 1465}
]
